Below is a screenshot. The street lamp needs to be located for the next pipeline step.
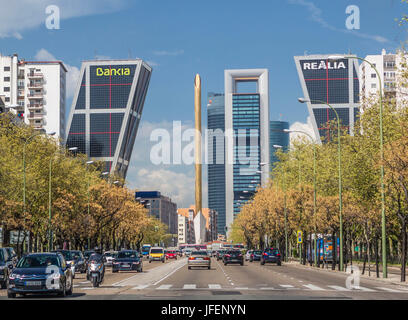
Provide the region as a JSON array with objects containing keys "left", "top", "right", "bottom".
[
  {"left": 22, "top": 131, "right": 55, "bottom": 253},
  {"left": 299, "top": 97, "right": 344, "bottom": 271},
  {"left": 329, "top": 54, "right": 387, "bottom": 278},
  {"left": 283, "top": 128, "right": 318, "bottom": 267},
  {"left": 86, "top": 160, "right": 94, "bottom": 249},
  {"left": 48, "top": 146, "right": 78, "bottom": 251}
]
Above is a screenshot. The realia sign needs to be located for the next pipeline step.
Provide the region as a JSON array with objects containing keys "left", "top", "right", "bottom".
[{"left": 302, "top": 61, "right": 346, "bottom": 70}]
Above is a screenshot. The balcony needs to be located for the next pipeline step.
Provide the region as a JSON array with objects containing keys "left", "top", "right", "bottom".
[
  {"left": 27, "top": 72, "right": 43, "bottom": 79},
  {"left": 27, "top": 82, "right": 43, "bottom": 89},
  {"left": 27, "top": 92, "right": 44, "bottom": 99},
  {"left": 27, "top": 103, "right": 43, "bottom": 110},
  {"left": 27, "top": 113, "right": 44, "bottom": 120}
]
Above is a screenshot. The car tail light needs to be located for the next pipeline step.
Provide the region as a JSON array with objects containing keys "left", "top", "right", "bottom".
[
  {"left": 263, "top": 253, "right": 268, "bottom": 256},
  {"left": 204, "top": 257, "right": 210, "bottom": 260},
  {"left": 277, "top": 253, "right": 281, "bottom": 257},
  {"left": 189, "top": 257, "right": 195, "bottom": 260},
  {"left": 225, "top": 254, "right": 231, "bottom": 258}
]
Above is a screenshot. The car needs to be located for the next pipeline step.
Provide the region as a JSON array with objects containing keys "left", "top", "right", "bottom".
[
  {"left": 216, "top": 250, "right": 226, "bottom": 261},
  {"left": 245, "top": 250, "right": 253, "bottom": 261},
  {"left": 52, "top": 250, "right": 78, "bottom": 278},
  {"left": 103, "top": 250, "right": 118, "bottom": 266},
  {"left": 70, "top": 250, "right": 87, "bottom": 273},
  {"left": 149, "top": 247, "right": 165, "bottom": 263},
  {"left": 223, "top": 249, "right": 244, "bottom": 266},
  {"left": 112, "top": 250, "right": 143, "bottom": 273},
  {"left": 165, "top": 250, "right": 178, "bottom": 260},
  {"left": 0, "top": 248, "right": 14, "bottom": 289},
  {"left": 188, "top": 251, "right": 211, "bottom": 270},
  {"left": 260, "top": 248, "right": 282, "bottom": 266},
  {"left": 7, "top": 252, "right": 73, "bottom": 298},
  {"left": 249, "top": 250, "right": 263, "bottom": 262},
  {"left": 183, "top": 249, "right": 192, "bottom": 257}
]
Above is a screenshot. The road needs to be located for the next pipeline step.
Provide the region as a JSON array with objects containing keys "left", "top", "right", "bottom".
[{"left": 1, "top": 256, "right": 408, "bottom": 300}]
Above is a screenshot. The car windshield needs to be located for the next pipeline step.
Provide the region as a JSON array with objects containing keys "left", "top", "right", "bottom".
[
  {"left": 17, "top": 255, "right": 60, "bottom": 268},
  {"left": 71, "top": 251, "right": 83, "bottom": 259},
  {"left": 150, "top": 249, "right": 163, "bottom": 254},
  {"left": 55, "top": 251, "right": 73, "bottom": 260},
  {"left": 89, "top": 253, "right": 103, "bottom": 262},
  {"left": 254, "top": 251, "right": 262, "bottom": 254},
  {"left": 84, "top": 251, "right": 94, "bottom": 258},
  {"left": 266, "top": 249, "right": 279, "bottom": 254},
  {"left": 167, "top": 251, "right": 175, "bottom": 254},
  {"left": 117, "top": 251, "right": 138, "bottom": 259},
  {"left": 104, "top": 252, "right": 114, "bottom": 257},
  {"left": 227, "top": 250, "right": 240, "bottom": 254},
  {"left": 191, "top": 251, "right": 208, "bottom": 256}
]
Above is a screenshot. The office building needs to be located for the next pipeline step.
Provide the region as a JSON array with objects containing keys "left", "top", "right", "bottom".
[
  {"left": 0, "top": 53, "right": 67, "bottom": 139},
  {"left": 65, "top": 59, "right": 152, "bottom": 178},
  {"left": 294, "top": 54, "right": 360, "bottom": 143},
  {"left": 224, "top": 69, "right": 270, "bottom": 234},
  {"left": 177, "top": 214, "right": 189, "bottom": 245},
  {"left": 135, "top": 191, "right": 177, "bottom": 237},
  {"left": 207, "top": 92, "right": 226, "bottom": 235},
  {"left": 178, "top": 205, "right": 217, "bottom": 243},
  {"left": 177, "top": 207, "right": 196, "bottom": 244},
  {"left": 360, "top": 49, "right": 408, "bottom": 105},
  {"left": 270, "top": 121, "right": 289, "bottom": 167}
]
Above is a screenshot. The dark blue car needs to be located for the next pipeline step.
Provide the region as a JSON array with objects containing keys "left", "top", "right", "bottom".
[
  {"left": 260, "top": 248, "right": 282, "bottom": 266},
  {"left": 7, "top": 252, "right": 73, "bottom": 298},
  {"left": 112, "top": 250, "right": 143, "bottom": 273},
  {"left": 249, "top": 250, "right": 263, "bottom": 262}
]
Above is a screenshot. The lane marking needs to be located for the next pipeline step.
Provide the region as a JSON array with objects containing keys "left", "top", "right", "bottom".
[
  {"left": 352, "top": 286, "right": 375, "bottom": 292},
  {"left": 153, "top": 261, "right": 187, "bottom": 286},
  {"left": 260, "top": 287, "right": 275, "bottom": 290},
  {"left": 303, "top": 284, "right": 325, "bottom": 291},
  {"left": 279, "top": 284, "right": 294, "bottom": 288},
  {"left": 209, "top": 284, "right": 221, "bottom": 289},
  {"left": 132, "top": 284, "right": 150, "bottom": 290},
  {"left": 376, "top": 287, "right": 406, "bottom": 293},
  {"left": 328, "top": 285, "right": 351, "bottom": 291},
  {"left": 183, "top": 284, "right": 197, "bottom": 289},
  {"left": 157, "top": 284, "right": 172, "bottom": 290},
  {"left": 235, "top": 287, "right": 249, "bottom": 290}
]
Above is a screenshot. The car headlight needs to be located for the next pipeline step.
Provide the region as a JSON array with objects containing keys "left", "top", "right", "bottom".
[{"left": 9, "top": 273, "right": 20, "bottom": 280}]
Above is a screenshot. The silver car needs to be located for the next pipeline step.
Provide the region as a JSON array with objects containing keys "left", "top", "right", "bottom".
[{"left": 187, "top": 251, "right": 211, "bottom": 270}]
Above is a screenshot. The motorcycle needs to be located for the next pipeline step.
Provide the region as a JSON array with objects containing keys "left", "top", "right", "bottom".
[{"left": 87, "top": 258, "right": 105, "bottom": 288}]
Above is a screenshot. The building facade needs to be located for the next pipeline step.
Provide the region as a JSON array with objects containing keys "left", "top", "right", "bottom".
[
  {"left": 294, "top": 54, "right": 360, "bottom": 143},
  {"left": 224, "top": 69, "right": 270, "bottom": 234},
  {"left": 135, "top": 191, "right": 178, "bottom": 237},
  {"left": 0, "top": 53, "right": 67, "bottom": 140},
  {"left": 207, "top": 92, "right": 226, "bottom": 235},
  {"left": 270, "top": 121, "right": 289, "bottom": 167},
  {"left": 65, "top": 59, "right": 152, "bottom": 178},
  {"left": 360, "top": 49, "right": 408, "bottom": 105},
  {"left": 177, "top": 207, "right": 196, "bottom": 244}
]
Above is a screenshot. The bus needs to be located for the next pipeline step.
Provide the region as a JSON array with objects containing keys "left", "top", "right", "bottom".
[{"left": 141, "top": 244, "right": 151, "bottom": 257}]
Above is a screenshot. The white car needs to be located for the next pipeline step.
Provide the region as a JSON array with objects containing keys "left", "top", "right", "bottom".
[{"left": 103, "top": 251, "right": 118, "bottom": 266}]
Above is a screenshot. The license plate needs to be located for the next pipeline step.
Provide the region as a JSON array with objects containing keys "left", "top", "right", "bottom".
[
  {"left": 196, "top": 258, "right": 203, "bottom": 260},
  {"left": 122, "top": 264, "right": 130, "bottom": 267},
  {"left": 26, "top": 281, "right": 41, "bottom": 286},
  {"left": 91, "top": 273, "right": 98, "bottom": 277}
]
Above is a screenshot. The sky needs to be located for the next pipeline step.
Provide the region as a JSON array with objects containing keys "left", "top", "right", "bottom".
[{"left": 0, "top": 0, "right": 406, "bottom": 207}]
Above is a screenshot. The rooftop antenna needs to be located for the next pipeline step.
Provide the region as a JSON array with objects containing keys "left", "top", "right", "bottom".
[{"left": 128, "top": 49, "right": 132, "bottom": 59}]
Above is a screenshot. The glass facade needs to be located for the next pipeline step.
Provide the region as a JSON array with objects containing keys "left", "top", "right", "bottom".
[
  {"left": 207, "top": 93, "right": 225, "bottom": 235},
  {"left": 65, "top": 61, "right": 152, "bottom": 178},
  {"left": 295, "top": 55, "right": 360, "bottom": 143},
  {"left": 232, "top": 94, "right": 260, "bottom": 218},
  {"left": 270, "top": 121, "right": 289, "bottom": 167}
]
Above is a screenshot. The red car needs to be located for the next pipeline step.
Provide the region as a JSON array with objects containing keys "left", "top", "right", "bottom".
[{"left": 165, "top": 250, "right": 178, "bottom": 260}]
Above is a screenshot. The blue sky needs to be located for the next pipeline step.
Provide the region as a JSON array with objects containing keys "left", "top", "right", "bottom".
[{"left": 0, "top": 0, "right": 406, "bottom": 207}]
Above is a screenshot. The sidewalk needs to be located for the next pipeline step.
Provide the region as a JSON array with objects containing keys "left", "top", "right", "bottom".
[{"left": 286, "top": 260, "right": 408, "bottom": 287}]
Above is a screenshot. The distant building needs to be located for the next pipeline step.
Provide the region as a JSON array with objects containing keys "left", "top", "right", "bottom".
[
  {"left": 270, "top": 121, "right": 289, "bottom": 167},
  {"left": 66, "top": 59, "right": 152, "bottom": 178},
  {"left": 178, "top": 205, "right": 218, "bottom": 243},
  {"left": 207, "top": 92, "right": 226, "bottom": 236},
  {"left": 177, "top": 207, "right": 196, "bottom": 244},
  {"left": 135, "top": 191, "right": 177, "bottom": 241},
  {"left": 0, "top": 53, "right": 67, "bottom": 140}
]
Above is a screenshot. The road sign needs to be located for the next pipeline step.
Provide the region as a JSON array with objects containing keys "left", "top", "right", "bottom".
[
  {"left": 354, "top": 246, "right": 359, "bottom": 252},
  {"left": 297, "top": 230, "right": 303, "bottom": 244}
]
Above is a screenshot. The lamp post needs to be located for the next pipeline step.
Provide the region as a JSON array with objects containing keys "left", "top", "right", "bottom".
[
  {"left": 299, "top": 97, "right": 344, "bottom": 271},
  {"left": 86, "top": 160, "right": 94, "bottom": 250},
  {"left": 329, "top": 55, "right": 387, "bottom": 278},
  {"left": 283, "top": 129, "right": 318, "bottom": 267},
  {"left": 47, "top": 146, "right": 78, "bottom": 251},
  {"left": 22, "top": 131, "right": 55, "bottom": 253}
]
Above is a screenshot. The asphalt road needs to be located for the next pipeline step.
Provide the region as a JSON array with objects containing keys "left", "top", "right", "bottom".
[{"left": 2, "top": 256, "right": 408, "bottom": 300}]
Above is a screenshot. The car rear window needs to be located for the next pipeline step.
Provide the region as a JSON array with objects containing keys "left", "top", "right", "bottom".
[
  {"left": 117, "top": 251, "right": 138, "bottom": 258},
  {"left": 265, "top": 249, "right": 279, "bottom": 254},
  {"left": 191, "top": 251, "right": 208, "bottom": 255},
  {"left": 150, "top": 249, "right": 163, "bottom": 254}
]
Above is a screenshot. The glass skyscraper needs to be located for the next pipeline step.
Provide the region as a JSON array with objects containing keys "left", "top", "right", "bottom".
[
  {"left": 270, "top": 121, "right": 289, "bottom": 167},
  {"left": 65, "top": 59, "right": 152, "bottom": 178},
  {"left": 294, "top": 54, "right": 360, "bottom": 143},
  {"left": 207, "top": 92, "right": 225, "bottom": 235},
  {"left": 225, "top": 69, "right": 270, "bottom": 233}
]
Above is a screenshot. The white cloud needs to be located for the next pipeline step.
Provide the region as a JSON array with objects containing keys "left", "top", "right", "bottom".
[
  {"left": 34, "top": 48, "right": 80, "bottom": 99},
  {"left": 289, "top": 116, "right": 316, "bottom": 145},
  {"left": 287, "top": 0, "right": 389, "bottom": 43},
  {"left": 0, "top": 0, "right": 127, "bottom": 39},
  {"left": 153, "top": 50, "right": 184, "bottom": 56}
]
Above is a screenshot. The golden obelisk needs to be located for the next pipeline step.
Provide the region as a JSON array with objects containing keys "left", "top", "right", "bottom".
[{"left": 194, "top": 74, "right": 202, "bottom": 219}]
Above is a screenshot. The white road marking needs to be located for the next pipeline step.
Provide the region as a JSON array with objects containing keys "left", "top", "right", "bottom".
[
  {"left": 80, "top": 287, "right": 95, "bottom": 290},
  {"left": 260, "top": 287, "right": 275, "bottom": 290},
  {"left": 352, "top": 286, "right": 375, "bottom": 292},
  {"left": 279, "top": 284, "right": 294, "bottom": 288},
  {"left": 328, "top": 285, "right": 351, "bottom": 291},
  {"left": 132, "top": 284, "right": 150, "bottom": 290},
  {"left": 157, "top": 284, "right": 172, "bottom": 290},
  {"left": 376, "top": 287, "right": 406, "bottom": 293},
  {"left": 235, "top": 287, "right": 249, "bottom": 290},
  {"left": 303, "top": 284, "right": 325, "bottom": 291},
  {"left": 153, "top": 260, "right": 187, "bottom": 285},
  {"left": 183, "top": 284, "right": 197, "bottom": 289},
  {"left": 79, "top": 281, "right": 89, "bottom": 284},
  {"left": 208, "top": 284, "right": 221, "bottom": 289}
]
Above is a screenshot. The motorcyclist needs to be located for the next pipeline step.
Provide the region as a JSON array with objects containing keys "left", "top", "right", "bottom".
[{"left": 86, "top": 247, "right": 105, "bottom": 283}]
